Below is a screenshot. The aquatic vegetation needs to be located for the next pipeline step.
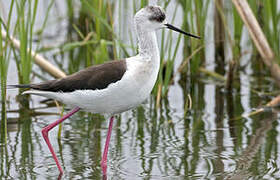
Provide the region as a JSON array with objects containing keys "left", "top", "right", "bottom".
[
  {"left": 0, "top": 0, "right": 14, "bottom": 142},
  {"left": 14, "top": 0, "right": 38, "bottom": 86}
]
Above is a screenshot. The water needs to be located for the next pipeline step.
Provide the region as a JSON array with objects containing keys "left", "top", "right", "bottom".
[
  {"left": 1, "top": 1, "right": 280, "bottom": 179},
  {"left": 3, "top": 85, "right": 280, "bottom": 179}
]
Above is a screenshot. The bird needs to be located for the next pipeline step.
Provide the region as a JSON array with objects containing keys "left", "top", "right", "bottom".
[{"left": 10, "top": 5, "right": 200, "bottom": 176}]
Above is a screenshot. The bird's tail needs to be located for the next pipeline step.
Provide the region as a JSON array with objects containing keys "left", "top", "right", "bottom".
[
  {"left": 8, "top": 84, "right": 52, "bottom": 96},
  {"left": 7, "top": 84, "right": 58, "bottom": 99},
  {"left": 7, "top": 84, "right": 31, "bottom": 89}
]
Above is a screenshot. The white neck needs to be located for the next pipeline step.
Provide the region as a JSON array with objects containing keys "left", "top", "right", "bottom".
[{"left": 136, "top": 26, "right": 160, "bottom": 61}]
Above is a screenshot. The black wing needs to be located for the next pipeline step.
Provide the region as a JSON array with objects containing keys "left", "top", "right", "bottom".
[{"left": 11, "top": 60, "right": 127, "bottom": 92}]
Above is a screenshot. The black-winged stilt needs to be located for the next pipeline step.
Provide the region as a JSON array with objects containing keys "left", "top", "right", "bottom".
[{"left": 10, "top": 5, "right": 200, "bottom": 175}]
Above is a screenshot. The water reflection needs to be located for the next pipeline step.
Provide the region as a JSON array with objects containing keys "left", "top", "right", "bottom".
[
  {"left": 2, "top": 79, "right": 280, "bottom": 179},
  {"left": 226, "top": 112, "right": 277, "bottom": 179}
]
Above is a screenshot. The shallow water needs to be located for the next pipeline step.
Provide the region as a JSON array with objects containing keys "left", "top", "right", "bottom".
[
  {"left": 3, "top": 85, "right": 280, "bottom": 180},
  {"left": 1, "top": 1, "right": 280, "bottom": 180},
  {"left": 3, "top": 79, "right": 280, "bottom": 180}
]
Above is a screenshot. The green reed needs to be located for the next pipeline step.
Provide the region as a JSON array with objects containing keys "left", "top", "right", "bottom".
[
  {"left": 230, "top": 1, "right": 280, "bottom": 62},
  {"left": 152, "top": 0, "right": 208, "bottom": 102},
  {"left": 232, "top": 2, "right": 243, "bottom": 56},
  {"left": 0, "top": 0, "right": 55, "bottom": 121},
  {"left": 175, "top": 0, "right": 208, "bottom": 76},
  {"left": 261, "top": 1, "right": 280, "bottom": 60},
  {"left": 0, "top": 0, "right": 14, "bottom": 142},
  {"left": 13, "top": 0, "right": 38, "bottom": 88},
  {"left": 0, "top": 26, "right": 9, "bottom": 142},
  {"left": 154, "top": 2, "right": 182, "bottom": 98},
  {"left": 61, "top": 0, "right": 116, "bottom": 74}
]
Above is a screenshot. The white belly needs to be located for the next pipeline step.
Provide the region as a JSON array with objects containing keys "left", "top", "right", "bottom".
[{"left": 42, "top": 56, "right": 159, "bottom": 115}]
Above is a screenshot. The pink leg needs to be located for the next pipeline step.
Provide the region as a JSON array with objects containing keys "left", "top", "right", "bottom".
[
  {"left": 101, "top": 116, "right": 114, "bottom": 175},
  {"left": 41, "top": 107, "right": 80, "bottom": 174}
]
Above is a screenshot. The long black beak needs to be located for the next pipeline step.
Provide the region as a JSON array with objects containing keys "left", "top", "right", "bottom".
[{"left": 165, "top": 24, "right": 200, "bottom": 39}]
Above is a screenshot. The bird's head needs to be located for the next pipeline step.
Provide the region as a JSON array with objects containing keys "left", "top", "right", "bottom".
[
  {"left": 134, "top": 5, "right": 200, "bottom": 39},
  {"left": 134, "top": 6, "right": 166, "bottom": 31}
]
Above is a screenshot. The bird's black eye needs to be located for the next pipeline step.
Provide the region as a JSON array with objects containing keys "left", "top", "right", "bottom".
[{"left": 147, "top": 6, "right": 166, "bottom": 23}]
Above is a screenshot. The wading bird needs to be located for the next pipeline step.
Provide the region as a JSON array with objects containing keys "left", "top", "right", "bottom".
[{"left": 10, "top": 5, "right": 200, "bottom": 176}]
